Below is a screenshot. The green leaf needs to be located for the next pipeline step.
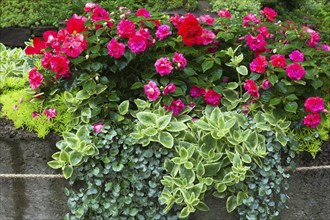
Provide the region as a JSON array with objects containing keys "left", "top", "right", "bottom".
[
  {"left": 159, "top": 132, "right": 174, "bottom": 148},
  {"left": 202, "top": 60, "right": 214, "bottom": 72},
  {"left": 63, "top": 165, "right": 73, "bottom": 179},
  {"left": 64, "top": 91, "right": 74, "bottom": 102},
  {"left": 131, "top": 82, "right": 143, "bottom": 90},
  {"left": 76, "top": 126, "right": 89, "bottom": 141},
  {"left": 166, "top": 122, "right": 187, "bottom": 132},
  {"left": 286, "top": 94, "right": 298, "bottom": 101},
  {"left": 112, "top": 162, "right": 124, "bottom": 172},
  {"left": 76, "top": 90, "right": 90, "bottom": 100},
  {"left": 144, "top": 127, "right": 158, "bottom": 136},
  {"left": 47, "top": 161, "right": 62, "bottom": 169},
  {"left": 236, "top": 65, "right": 248, "bottom": 75},
  {"left": 196, "top": 201, "right": 209, "bottom": 211},
  {"left": 268, "top": 75, "right": 278, "bottom": 85},
  {"left": 226, "top": 195, "right": 237, "bottom": 213},
  {"left": 157, "top": 115, "right": 172, "bottom": 130},
  {"left": 83, "top": 79, "right": 96, "bottom": 94},
  {"left": 196, "top": 162, "right": 205, "bottom": 176},
  {"left": 284, "top": 101, "right": 298, "bottom": 113},
  {"left": 311, "top": 79, "right": 323, "bottom": 90},
  {"left": 216, "top": 183, "right": 227, "bottom": 193},
  {"left": 129, "top": 208, "right": 139, "bottom": 217},
  {"left": 134, "top": 99, "right": 148, "bottom": 110},
  {"left": 60, "top": 151, "right": 70, "bottom": 162},
  {"left": 118, "top": 100, "right": 129, "bottom": 115},
  {"left": 69, "top": 151, "right": 83, "bottom": 166},
  {"left": 269, "top": 97, "right": 282, "bottom": 106},
  {"left": 179, "top": 207, "right": 189, "bottom": 218},
  {"left": 136, "top": 112, "right": 157, "bottom": 126},
  {"left": 184, "top": 162, "right": 193, "bottom": 169},
  {"left": 95, "top": 84, "right": 107, "bottom": 94},
  {"left": 236, "top": 191, "right": 245, "bottom": 206},
  {"left": 184, "top": 67, "right": 197, "bottom": 76}
]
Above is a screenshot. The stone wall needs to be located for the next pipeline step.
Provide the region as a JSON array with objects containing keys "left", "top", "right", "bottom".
[{"left": 1, "top": 117, "right": 330, "bottom": 220}]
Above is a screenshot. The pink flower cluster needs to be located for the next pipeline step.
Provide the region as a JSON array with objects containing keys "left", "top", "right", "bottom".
[
  {"left": 190, "top": 86, "right": 222, "bottom": 106},
  {"left": 303, "top": 97, "right": 326, "bottom": 128},
  {"left": 155, "top": 53, "right": 187, "bottom": 75}
]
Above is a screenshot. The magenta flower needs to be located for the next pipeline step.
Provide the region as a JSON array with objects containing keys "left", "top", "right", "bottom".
[
  {"left": 135, "top": 8, "right": 150, "bottom": 18},
  {"left": 244, "top": 79, "right": 260, "bottom": 98},
  {"left": 190, "top": 86, "right": 205, "bottom": 98},
  {"left": 117, "top": 19, "right": 135, "bottom": 38},
  {"left": 172, "top": 52, "right": 187, "bottom": 70},
  {"left": 304, "top": 97, "right": 325, "bottom": 113},
  {"left": 84, "top": 2, "right": 98, "bottom": 13},
  {"left": 218, "top": 9, "right": 232, "bottom": 18},
  {"left": 144, "top": 81, "right": 161, "bottom": 101},
  {"left": 50, "top": 55, "right": 71, "bottom": 79},
  {"left": 286, "top": 63, "right": 306, "bottom": 80},
  {"left": 28, "top": 67, "right": 43, "bottom": 90},
  {"left": 155, "top": 57, "right": 173, "bottom": 76},
  {"left": 243, "top": 14, "right": 260, "bottom": 26},
  {"left": 204, "top": 90, "right": 222, "bottom": 106},
  {"left": 93, "top": 122, "right": 104, "bottom": 133},
  {"left": 91, "top": 6, "right": 113, "bottom": 28},
  {"left": 41, "top": 52, "right": 53, "bottom": 69},
  {"left": 43, "top": 108, "right": 57, "bottom": 119},
  {"left": 303, "top": 113, "right": 321, "bottom": 128},
  {"left": 304, "top": 27, "right": 321, "bottom": 47},
  {"left": 270, "top": 54, "right": 286, "bottom": 68},
  {"left": 260, "top": 7, "right": 277, "bottom": 22},
  {"left": 168, "top": 99, "right": 185, "bottom": 115},
  {"left": 201, "top": 29, "right": 216, "bottom": 45},
  {"left": 136, "top": 27, "right": 154, "bottom": 47},
  {"left": 321, "top": 44, "right": 330, "bottom": 52},
  {"left": 289, "top": 50, "right": 304, "bottom": 62},
  {"left": 155, "top": 25, "right": 172, "bottom": 40},
  {"left": 128, "top": 35, "right": 147, "bottom": 53},
  {"left": 258, "top": 26, "right": 272, "bottom": 38},
  {"left": 199, "top": 15, "right": 215, "bottom": 26},
  {"left": 250, "top": 55, "right": 268, "bottom": 73},
  {"left": 260, "top": 79, "right": 272, "bottom": 90},
  {"left": 107, "top": 38, "right": 125, "bottom": 59},
  {"left": 163, "top": 83, "right": 176, "bottom": 95},
  {"left": 245, "top": 34, "right": 267, "bottom": 52},
  {"left": 62, "top": 34, "right": 87, "bottom": 58},
  {"left": 170, "top": 14, "right": 183, "bottom": 27}
]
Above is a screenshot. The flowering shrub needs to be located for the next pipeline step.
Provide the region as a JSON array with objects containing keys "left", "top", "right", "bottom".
[{"left": 1, "top": 2, "right": 329, "bottom": 219}]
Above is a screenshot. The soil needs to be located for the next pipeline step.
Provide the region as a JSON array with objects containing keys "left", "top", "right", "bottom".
[{"left": 295, "top": 140, "right": 330, "bottom": 167}]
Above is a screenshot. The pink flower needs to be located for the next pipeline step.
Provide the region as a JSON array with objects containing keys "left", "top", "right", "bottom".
[
  {"left": 84, "top": 2, "right": 98, "bottom": 13},
  {"left": 261, "top": 7, "right": 277, "bottom": 22},
  {"left": 201, "top": 29, "right": 216, "bottom": 45},
  {"left": 244, "top": 79, "right": 260, "bottom": 97},
  {"left": 32, "top": 111, "right": 40, "bottom": 118},
  {"left": 258, "top": 26, "right": 273, "bottom": 38},
  {"left": 50, "top": 55, "right": 71, "bottom": 79},
  {"left": 190, "top": 86, "right": 205, "bottom": 98},
  {"left": 218, "top": 9, "right": 232, "bottom": 18},
  {"left": 304, "top": 97, "right": 325, "bottom": 113},
  {"left": 41, "top": 52, "right": 53, "bottom": 69},
  {"left": 144, "top": 81, "right": 161, "bottom": 101},
  {"left": 117, "top": 19, "right": 135, "bottom": 38},
  {"left": 170, "top": 14, "right": 183, "bottom": 27},
  {"left": 242, "top": 103, "right": 250, "bottom": 114},
  {"left": 199, "top": 15, "right": 215, "bottom": 26},
  {"left": 303, "top": 113, "right": 321, "bottom": 128},
  {"left": 204, "top": 90, "right": 222, "bottom": 106},
  {"left": 289, "top": 50, "right": 304, "bottom": 62},
  {"left": 107, "top": 38, "right": 125, "bottom": 59},
  {"left": 91, "top": 6, "right": 113, "bottom": 28},
  {"left": 154, "top": 57, "right": 173, "bottom": 76},
  {"left": 43, "top": 108, "right": 57, "bottom": 119},
  {"left": 93, "top": 122, "right": 104, "bottom": 133},
  {"left": 321, "top": 44, "right": 330, "bottom": 52},
  {"left": 250, "top": 55, "right": 268, "bottom": 73},
  {"left": 243, "top": 14, "right": 260, "bottom": 26},
  {"left": 286, "top": 63, "right": 306, "bottom": 80},
  {"left": 270, "top": 54, "right": 286, "bottom": 68},
  {"left": 245, "top": 34, "right": 267, "bottom": 52},
  {"left": 62, "top": 34, "right": 87, "bottom": 58},
  {"left": 135, "top": 8, "right": 150, "bottom": 18},
  {"left": 155, "top": 25, "right": 172, "bottom": 40},
  {"left": 163, "top": 83, "right": 176, "bottom": 95},
  {"left": 136, "top": 27, "right": 154, "bottom": 47},
  {"left": 260, "top": 79, "right": 272, "bottom": 90},
  {"left": 128, "top": 34, "right": 147, "bottom": 53},
  {"left": 28, "top": 67, "right": 43, "bottom": 89},
  {"left": 172, "top": 52, "right": 187, "bottom": 70},
  {"left": 304, "top": 27, "right": 321, "bottom": 47},
  {"left": 168, "top": 99, "right": 185, "bottom": 116}
]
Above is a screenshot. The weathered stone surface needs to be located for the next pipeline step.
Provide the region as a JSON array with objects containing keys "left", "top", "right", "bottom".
[{"left": 0, "top": 28, "right": 31, "bottom": 47}]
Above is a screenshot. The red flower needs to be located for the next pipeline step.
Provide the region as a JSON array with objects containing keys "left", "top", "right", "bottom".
[
  {"left": 66, "top": 16, "right": 86, "bottom": 34},
  {"left": 261, "top": 7, "right": 277, "bottom": 22},
  {"left": 50, "top": 55, "right": 71, "bottom": 79},
  {"left": 135, "top": 8, "right": 150, "bottom": 18},
  {"left": 177, "top": 14, "right": 203, "bottom": 46},
  {"left": 168, "top": 99, "right": 185, "bottom": 115},
  {"left": 204, "top": 90, "right": 222, "bottom": 106},
  {"left": 250, "top": 55, "right": 268, "bottom": 73},
  {"left": 28, "top": 67, "right": 43, "bottom": 90},
  {"left": 244, "top": 79, "right": 260, "bottom": 98},
  {"left": 286, "top": 63, "right": 306, "bottom": 80},
  {"left": 107, "top": 38, "right": 125, "bottom": 59},
  {"left": 270, "top": 54, "right": 286, "bottom": 68},
  {"left": 25, "top": 37, "right": 47, "bottom": 55},
  {"left": 245, "top": 34, "right": 267, "bottom": 52},
  {"left": 190, "top": 86, "right": 205, "bottom": 98},
  {"left": 303, "top": 113, "right": 321, "bottom": 128},
  {"left": 304, "top": 97, "right": 325, "bottom": 113},
  {"left": 117, "top": 19, "right": 135, "bottom": 39},
  {"left": 170, "top": 14, "right": 183, "bottom": 27}
]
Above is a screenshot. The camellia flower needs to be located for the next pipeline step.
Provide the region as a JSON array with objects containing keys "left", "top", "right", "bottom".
[
  {"left": 218, "top": 9, "right": 232, "bottom": 18},
  {"left": 250, "top": 55, "right": 268, "bottom": 73},
  {"left": 25, "top": 37, "right": 47, "bottom": 55},
  {"left": 163, "top": 83, "right": 176, "bottom": 95},
  {"left": 28, "top": 67, "right": 43, "bottom": 89},
  {"left": 43, "top": 108, "right": 57, "bottom": 119},
  {"left": 201, "top": 29, "right": 216, "bottom": 45},
  {"left": 50, "top": 55, "right": 71, "bottom": 79},
  {"left": 128, "top": 34, "right": 147, "bottom": 53},
  {"left": 199, "top": 14, "right": 215, "bottom": 26},
  {"left": 167, "top": 99, "right": 185, "bottom": 115},
  {"left": 177, "top": 13, "right": 203, "bottom": 46},
  {"left": 204, "top": 90, "right": 222, "bottom": 106},
  {"left": 243, "top": 14, "right": 260, "bottom": 26},
  {"left": 190, "top": 85, "right": 206, "bottom": 98},
  {"left": 172, "top": 52, "right": 187, "bottom": 70},
  {"left": 286, "top": 63, "right": 306, "bottom": 80},
  {"left": 135, "top": 8, "right": 150, "bottom": 18},
  {"left": 117, "top": 19, "right": 135, "bottom": 38},
  {"left": 107, "top": 38, "right": 125, "bottom": 59},
  {"left": 244, "top": 79, "right": 260, "bottom": 97},
  {"left": 304, "top": 97, "right": 325, "bottom": 113},
  {"left": 93, "top": 122, "right": 104, "bottom": 133},
  {"left": 289, "top": 50, "right": 304, "bottom": 62},
  {"left": 144, "top": 81, "right": 160, "bottom": 101},
  {"left": 270, "top": 54, "right": 286, "bottom": 68},
  {"left": 155, "top": 25, "right": 172, "bottom": 40},
  {"left": 62, "top": 34, "right": 87, "bottom": 58},
  {"left": 261, "top": 7, "right": 277, "bottom": 22},
  {"left": 303, "top": 113, "right": 321, "bottom": 128},
  {"left": 245, "top": 34, "right": 267, "bottom": 52},
  {"left": 260, "top": 79, "right": 272, "bottom": 90},
  {"left": 154, "top": 57, "right": 173, "bottom": 76}
]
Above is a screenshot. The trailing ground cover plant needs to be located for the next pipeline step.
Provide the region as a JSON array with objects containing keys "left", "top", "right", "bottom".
[{"left": 0, "top": 2, "right": 329, "bottom": 219}]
